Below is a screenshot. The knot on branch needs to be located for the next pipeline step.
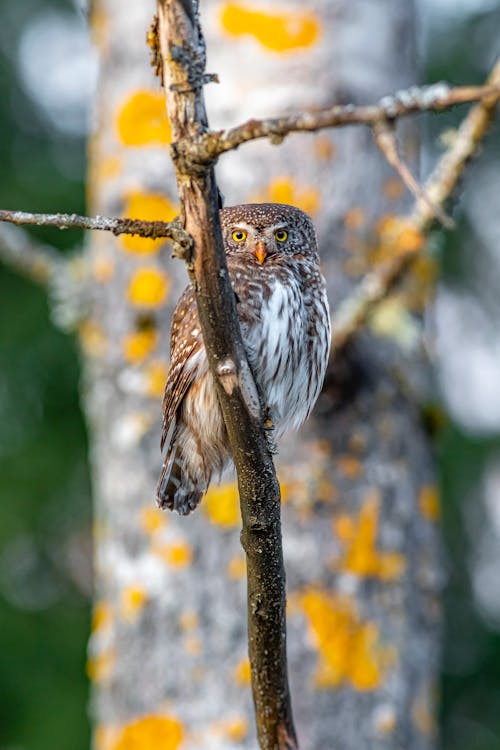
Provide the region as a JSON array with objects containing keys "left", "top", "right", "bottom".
[{"left": 169, "top": 42, "right": 216, "bottom": 93}]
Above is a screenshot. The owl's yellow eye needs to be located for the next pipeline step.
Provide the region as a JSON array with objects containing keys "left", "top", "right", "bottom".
[
  {"left": 275, "top": 229, "right": 288, "bottom": 242},
  {"left": 232, "top": 230, "right": 247, "bottom": 242}
]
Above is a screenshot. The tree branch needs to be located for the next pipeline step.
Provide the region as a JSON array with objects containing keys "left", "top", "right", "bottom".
[
  {"left": 0, "top": 208, "right": 192, "bottom": 256},
  {"left": 195, "top": 80, "right": 500, "bottom": 159},
  {"left": 0, "top": 222, "right": 63, "bottom": 285},
  {"left": 331, "top": 58, "right": 500, "bottom": 352},
  {"left": 156, "top": 2, "right": 297, "bottom": 749}
]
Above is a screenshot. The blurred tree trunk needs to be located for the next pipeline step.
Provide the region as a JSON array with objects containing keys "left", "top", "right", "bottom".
[{"left": 85, "top": 2, "right": 441, "bottom": 749}]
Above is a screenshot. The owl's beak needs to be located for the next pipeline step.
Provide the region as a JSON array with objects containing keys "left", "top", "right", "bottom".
[{"left": 254, "top": 241, "right": 267, "bottom": 264}]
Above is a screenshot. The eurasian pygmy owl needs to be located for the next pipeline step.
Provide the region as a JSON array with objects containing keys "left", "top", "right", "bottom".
[{"left": 157, "top": 203, "right": 330, "bottom": 515}]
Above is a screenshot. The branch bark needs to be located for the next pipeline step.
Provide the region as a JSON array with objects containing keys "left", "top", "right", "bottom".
[
  {"left": 156, "top": 2, "right": 297, "bottom": 748},
  {"left": 195, "top": 80, "right": 500, "bottom": 159},
  {"left": 0, "top": 208, "right": 192, "bottom": 251}
]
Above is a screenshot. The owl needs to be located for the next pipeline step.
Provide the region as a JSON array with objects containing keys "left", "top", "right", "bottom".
[{"left": 157, "top": 203, "right": 330, "bottom": 515}]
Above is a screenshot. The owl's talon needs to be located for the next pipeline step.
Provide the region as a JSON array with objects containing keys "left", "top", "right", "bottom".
[{"left": 263, "top": 405, "right": 274, "bottom": 431}]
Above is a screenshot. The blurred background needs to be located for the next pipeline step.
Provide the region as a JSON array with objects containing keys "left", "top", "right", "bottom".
[{"left": 0, "top": 1, "right": 499, "bottom": 748}]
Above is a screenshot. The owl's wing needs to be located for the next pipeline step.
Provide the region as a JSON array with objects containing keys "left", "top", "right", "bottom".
[{"left": 160, "top": 287, "right": 203, "bottom": 452}]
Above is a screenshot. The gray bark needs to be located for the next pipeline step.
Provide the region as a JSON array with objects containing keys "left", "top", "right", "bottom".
[{"left": 85, "top": 2, "right": 441, "bottom": 749}]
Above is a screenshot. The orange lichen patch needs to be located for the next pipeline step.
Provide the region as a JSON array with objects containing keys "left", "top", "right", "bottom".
[
  {"left": 343, "top": 207, "right": 366, "bottom": 231},
  {"left": 371, "top": 216, "right": 425, "bottom": 264},
  {"left": 179, "top": 610, "right": 199, "bottom": 631},
  {"left": 222, "top": 716, "right": 249, "bottom": 742},
  {"left": 313, "top": 135, "right": 335, "bottom": 161},
  {"left": 87, "top": 650, "right": 116, "bottom": 683},
  {"left": 154, "top": 541, "right": 193, "bottom": 568},
  {"left": 184, "top": 636, "right": 202, "bottom": 655},
  {"left": 92, "top": 601, "right": 112, "bottom": 633},
  {"left": 116, "top": 90, "right": 171, "bottom": 147},
  {"left": 78, "top": 320, "right": 107, "bottom": 358},
  {"left": 227, "top": 555, "right": 246, "bottom": 579},
  {"left": 140, "top": 506, "right": 166, "bottom": 535},
  {"left": 123, "top": 329, "right": 159, "bottom": 364},
  {"left": 255, "top": 176, "right": 320, "bottom": 216},
  {"left": 113, "top": 715, "right": 184, "bottom": 750},
  {"left": 92, "top": 255, "right": 115, "bottom": 283},
  {"left": 121, "top": 192, "right": 177, "bottom": 253},
  {"left": 336, "top": 455, "right": 363, "bottom": 480},
  {"left": 145, "top": 360, "right": 169, "bottom": 399},
  {"left": 127, "top": 268, "right": 170, "bottom": 308},
  {"left": 405, "top": 255, "right": 438, "bottom": 311},
  {"left": 203, "top": 482, "right": 240, "bottom": 527},
  {"left": 334, "top": 492, "right": 406, "bottom": 581},
  {"left": 300, "top": 589, "right": 394, "bottom": 690},
  {"left": 419, "top": 485, "right": 440, "bottom": 522},
  {"left": 121, "top": 585, "right": 148, "bottom": 621},
  {"left": 383, "top": 177, "right": 405, "bottom": 201},
  {"left": 233, "top": 657, "right": 251, "bottom": 686},
  {"left": 220, "top": 3, "right": 320, "bottom": 52},
  {"left": 89, "top": 5, "right": 109, "bottom": 51}
]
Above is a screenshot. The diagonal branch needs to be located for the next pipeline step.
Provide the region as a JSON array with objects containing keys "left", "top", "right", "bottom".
[
  {"left": 331, "top": 59, "right": 500, "bottom": 352},
  {"left": 156, "top": 2, "right": 297, "bottom": 749}
]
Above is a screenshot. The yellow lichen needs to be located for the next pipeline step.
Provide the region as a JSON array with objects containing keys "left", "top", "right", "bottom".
[
  {"left": 419, "top": 485, "right": 440, "bottom": 522},
  {"left": 255, "top": 176, "right": 320, "bottom": 216},
  {"left": 371, "top": 216, "right": 425, "bottom": 264},
  {"left": 121, "top": 192, "right": 177, "bottom": 254},
  {"left": 343, "top": 207, "right": 366, "bottom": 231},
  {"left": 123, "top": 329, "right": 158, "bottom": 364},
  {"left": 233, "top": 657, "right": 251, "bottom": 685},
  {"left": 87, "top": 650, "right": 116, "bottom": 683},
  {"left": 140, "top": 506, "right": 166, "bottom": 535},
  {"left": 300, "top": 589, "right": 394, "bottom": 690},
  {"left": 127, "top": 268, "right": 170, "bottom": 308},
  {"left": 92, "top": 601, "right": 112, "bottom": 633},
  {"left": 313, "top": 136, "right": 335, "bottom": 161},
  {"left": 220, "top": 3, "right": 320, "bottom": 52},
  {"left": 154, "top": 541, "right": 193, "bottom": 568},
  {"left": 184, "top": 636, "right": 202, "bottom": 655},
  {"left": 78, "top": 320, "right": 107, "bottom": 358},
  {"left": 121, "top": 585, "right": 148, "bottom": 621},
  {"left": 145, "top": 360, "right": 169, "bottom": 399},
  {"left": 100, "top": 156, "right": 122, "bottom": 181},
  {"left": 336, "top": 455, "right": 363, "bottom": 480},
  {"left": 222, "top": 716, "right": 249, "bottom": 742},
  {"left": 227, "top": 555, "right": 246, "bottom": 579},
  {"left": 203, "top": 482, "right": 240, "bottom": 527},
  {"left": 116, "top": 90, "right": 171, "bottom": 146},
  {"left": 333, "top": 491, "right": 406, "bottom": 581},
  {"left": 113, "top": 715, "right": 183, "bottom": 750},
  {"left": 179, "top": 610, "right": 199, "bottom": 631}
]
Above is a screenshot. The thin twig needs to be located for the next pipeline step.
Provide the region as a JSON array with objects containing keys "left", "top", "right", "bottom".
[
  {"left": 0, "top": 223, "right": 63, "bottom": 285},
  {"left": 156, "top": 2, "right": 297, "bottom": 748},
  {"left": 331, "top": 59, "right": 500, "bottom": 352},
  {"left": 196, "top": 80, "right": 500, "bottom": 159},
  {"left": 373, "top": 119, "right": 454, "bottom": 229}
]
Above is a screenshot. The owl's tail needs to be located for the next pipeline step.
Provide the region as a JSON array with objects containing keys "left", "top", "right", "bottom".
[{"left": 156, "top": 438, "right": 205, "bottom": 515}]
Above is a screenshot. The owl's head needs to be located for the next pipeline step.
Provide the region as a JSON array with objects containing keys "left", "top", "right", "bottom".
[{"left": 220, "top": 203, "right": 317, "bottom": 263}]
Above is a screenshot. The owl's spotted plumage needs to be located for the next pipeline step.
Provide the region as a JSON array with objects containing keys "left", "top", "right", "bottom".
[{"left": 157, "top": 203, "right": 331, "bottom": 515}]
